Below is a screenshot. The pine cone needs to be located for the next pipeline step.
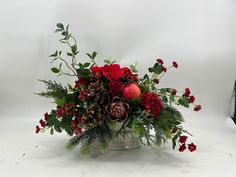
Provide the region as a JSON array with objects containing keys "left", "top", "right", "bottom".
[
  {"left": 88, "top": 81, "right": 107, "bottom": 104},
  {"left": 106, "top": 97, "right": 130, "bottom": 122},
  {"left": 81, "top": 105, "right": 104, "bottom": 129}
]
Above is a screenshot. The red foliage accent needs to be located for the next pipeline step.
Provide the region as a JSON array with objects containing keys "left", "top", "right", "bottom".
[
  {"left": 194, "top": 105, "right": 201, "bottom": 111},
  {"left": 179, "top": 135, "right": 188, "bottom": 144},
  {"left": 178, "top": 144, "right": 186, "bottom": 152},
  {"left": 188, "top": 143, "right": 197, "bottom": 152}
]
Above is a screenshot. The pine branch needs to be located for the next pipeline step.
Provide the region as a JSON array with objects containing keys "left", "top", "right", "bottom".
[
  {"left": 35, "top": 80, "right": 68, "bottom": 98},
  {"left": 65, "top": 121, "right": 112, "bottom": 155}
]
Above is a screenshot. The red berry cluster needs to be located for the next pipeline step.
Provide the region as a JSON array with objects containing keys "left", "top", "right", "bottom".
[
  {"left": 71, "top": 116, "right": 83, "bottom": 135},
  {"left": 56, "top": 103, "right": 76, "bottom": 118},
  {"left": 184, "top": 88, "right": 201, "bottom": 111},
  {"left": 178, "top": 135, "right": 197, "bottom": 152},
  {"left": 35, "top": 112, "right": 49, "bottom": 133}
]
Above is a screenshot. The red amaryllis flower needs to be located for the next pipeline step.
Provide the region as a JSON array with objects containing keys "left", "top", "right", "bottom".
[
  {"left": 156, "top": 59, "right": 164, "bottom": 65},
  {"left": 39, "top": 119, "right": 45, "bottom": 128},
  {"left": 35, "top": 125, "right": 40, "bottom": 133},
  {"left": 189, "top": 95, "right": 195, "bottom": 103},
  {"left": 178, "top": 144, "right": 186, "bottom": 152},
  {"left": 140, "top": 92, "right": 163, "bottom": 118},
  {"left": 173, "top": 61, "right": 178, "bottom": 68},
  {"left": 184, "top": 88, "right": 191, "bottom": 96},
  {"left": 44, "top": 112, "right": 49, "bottom": 121},
  {"left": 171, "top": 89, "right": 177, "bottom": 96},
  {"left": 194, "top": 105, "right": 201, "bottom": 111},
  {"left": 188, "top": 143, "right": 197, "bottom": 152},
  {"left": 109, "top": 80, "right": 125, "bottom": 96},
  {"left": 179, "top": 135, "right": 188, "bottom": 144}
]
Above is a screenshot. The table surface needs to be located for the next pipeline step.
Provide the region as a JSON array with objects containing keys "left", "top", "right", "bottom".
[{"left": 1, "top": 110, "right": 236, "bottom": 177}]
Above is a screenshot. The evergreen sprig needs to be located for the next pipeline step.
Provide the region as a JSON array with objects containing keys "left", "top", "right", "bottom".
[{"left": 36, "top": 79, "right": 68, "bottom": 99}]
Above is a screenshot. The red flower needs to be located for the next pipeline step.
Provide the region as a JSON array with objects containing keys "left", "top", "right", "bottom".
[
  {"left": 189, "top": 95, "right": 195, "bottom": 103},
  {"left": 140, "top": 92, "right": 163, "bottom": 118},
  {"left": 56, "top": 107, "right": 65, "bottom": 118},
  {"left": 194, "top": 105, "right": 201, "bottom": 111},
  {"left": 109, "top": 80, "right": 125, "bottom": 96},
  {"left": 179, "top": 135, "right": 188, "bottom": 144},
  {"left": 44, "top": 112, "right": 49, "bottom": 121},
  {"left": 161, "top": 66, "right": 167, "bottom": 72},
  {"left": 35, "top": 125, "right": 40, "bottom": 133},
  {"left": 156, "top": 59, "right": 164, "bottom": 65},
  {"left": 154, "top": 78, "right": 159, "bottom": 84},
  {"left": 122, "top": 67, "right": 138, "bottom": 82},
  {"left": 178, "top": 144, "right": 186, "bottom": 152},
  {"left": 173, "top": 61, "right": 178, "bottom": 68},
  {"left": 185, "top": 88, "right": 191, "bottom": 96},
  {"left": 77, "top": 116, "right": 82, "bottom": 123},
  {"left": 171, "top": 89, "right": 177, "bottom": 96},
  {"left": 39, "top": 119, "right": 45, "bottom": 128},
  {"left": 71, "top": 120, "right": 77, "bottom": 128},
  {"left": 188, "top": 143, "right": 197, "bottom": 152}
]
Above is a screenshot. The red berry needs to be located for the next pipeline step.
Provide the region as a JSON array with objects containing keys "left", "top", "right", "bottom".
[
  {"left": 178, "top": 144, "right": 186, "bottom": 152},
  {"left": 156, "top": 59, "right": 164, "bottom": 65},
  {"left": 188, "top": 95, "right": 195, "bottom": 103},
  {"left": 74, "top": 128, "right": 82, "bottom": 135},
  {"left": 171, "top": 89, "right": 177, "bottom": 96},
  {"left": 194, "top": 105, "right": 201, "bottom": 111},
  {"left": 179, "top": 135, "right": 188, "bottom": 144},
  {"left": 44, "top": 112, "right": 49, "bottom": 121},
  {"left": 188, "top": 143, "right": 197, "bottom": 152},
  {"left": 173, "top": 61, "right": 178, "bottom": 68},
  {"left": 39, "top": 119, "right": 45, "bottom": 128},
  {"left": 161, "top": 66, "right": 167, "bottom": 72},
  {"left": 77, "top": 116, "right": 82, "bottom": 123},
  {"left": 35, "top": 125, "right": 40, "bottom": 133},
  {"left": 184, "top": 88, "right": 191, "bottom": 96}
]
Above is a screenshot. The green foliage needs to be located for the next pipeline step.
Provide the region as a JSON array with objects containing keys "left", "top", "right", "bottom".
[
  {"left": 36, "top": 80, "right": 68, "bottom": 99},
  {"left": 65, "top": 122, "right": 112, "bottom": 155},
  {"left": 148, "top": 63, "right": 163, "bottom": 74}
]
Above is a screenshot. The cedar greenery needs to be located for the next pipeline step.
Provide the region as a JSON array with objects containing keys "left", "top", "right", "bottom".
[{"left": 35, "top": 23, "right": 201, "bottom": 155}]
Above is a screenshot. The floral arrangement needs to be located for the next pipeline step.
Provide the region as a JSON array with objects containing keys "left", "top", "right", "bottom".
[{"left": 35, "top": 23, "right": 201, "bottom": 155}]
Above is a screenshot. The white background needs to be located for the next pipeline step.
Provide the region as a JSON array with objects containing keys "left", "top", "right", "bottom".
[{"left": 0, "top": 0, "right": 236, "bottom": 177}]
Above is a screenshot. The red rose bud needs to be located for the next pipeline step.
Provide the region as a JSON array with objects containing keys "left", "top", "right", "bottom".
[
  {"left": 156, "top": 58, "right": 164, "bottom": 65},
  {"left": 39, "top": 119, "right": 46, "bottom": 128},
  {"left": 188, "top": 143, "right": 197, "bottom": 152},
  {"left": 188, "top": 95, "right": 195, "bottom": 103},
  {"left": 173, "top": 61, "right": 178, "bottom": 68},
  {"left": 179, "top": 135, "right": 188, "bottom": 144},
  {"left": 178, "top": 144, "right": 186, "bottom": 152},
  {"left": 44, "top": 112, "right": 49, "bottom": 121},
  {"left": 35, "top": 125, "right": 40, "bottom": 133},
  {"left": 194, "top": 105, "right": 201, "bottom": 111},
  {"left": 154, "top": 78, "right": 159, "bottom": 84},
  {"left": 161, "top": 66, "right": 167, "bottom": 72},
  {"left": 171, "top": 89, "right": 177, "bottom": 96},
  {"left": 185, "top": 88, "right": 191, "bottom": 96}
]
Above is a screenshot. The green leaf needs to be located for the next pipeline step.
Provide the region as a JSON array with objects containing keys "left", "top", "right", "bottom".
[
  {"left": 55, "top": 29, "right": 62, "bottom": 33},
  {"left": 130, "top": 65, "right": 138, "bottom": 72},
  {"left": 71, "top": 45, "right": 77, "bottom": 53},
  {"left": 169, "top": 95, "right": 175, "bottom": 102},
  {"left": 51, "top": 67, "right": 60, "bottom": 73},
  {"left": 50, "top": 127, "right": 54, "bottom": 135},
  {"left": 62, "top": 31, "right": 68, "bottom": 37},
  {"left": 104, "top": 59, "right": 111, "bottom": 64},
  {"left": 172, "top": 131, "right": 182, "bottom": 149},
  {"left": 67, "top": 53, "right": 73, "bottom": 56},
  {"left": 55, "top": 97, "right": 64, "bottom": 106},
  {"left": 54, "top": 121, "right": 62, "bottom": 133},
  {"left": 56, "top": 23, "right": 64, "bottom": 30},
  {"left": 179, "top": 96, "right": 189, "bottom": 108},
  {"left": 162, "top": 96, "right": 168, "bottom": 103},
  {"left": 49, "top": 51, "right": 58, "bottom": 57},
  {"left": 86, "top": 53, "right": 93, "bottom": 59},
  {"left": 83, "top": 63, "right": 90, "bottom": 67},
  {"left": 92, "top": 51, "right": 97, "bottom": 59}
]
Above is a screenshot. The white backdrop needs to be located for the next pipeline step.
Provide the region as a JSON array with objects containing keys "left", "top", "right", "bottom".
[
  {"left": 1, "top": 1, "right": 236, "bottom": 177},
  {"left": 0, "top": 0, "right": 236, "bottom": 118}
]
